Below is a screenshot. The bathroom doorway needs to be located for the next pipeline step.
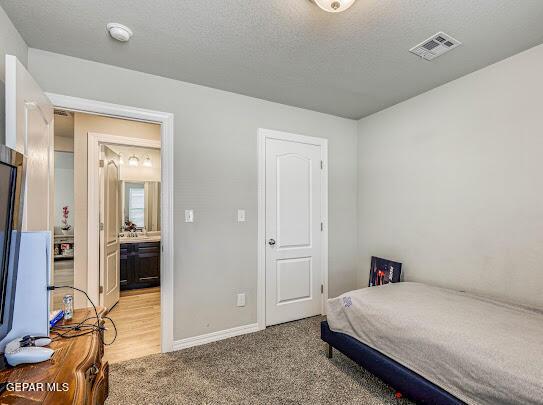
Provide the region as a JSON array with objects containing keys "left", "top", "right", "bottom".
[
  {"left": 48, "top": 93, "right": 174, "bottom": 358},
  {"left": 90, "top": 128, "right": 162, "bottom": 363},
  {"left": 51, "top": 110, "right": 75, "bottom": 312}
]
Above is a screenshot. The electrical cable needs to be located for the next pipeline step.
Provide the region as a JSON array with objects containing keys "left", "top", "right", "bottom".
[{"left": 47, "top": 285, "right": 118, "bottom": 345}]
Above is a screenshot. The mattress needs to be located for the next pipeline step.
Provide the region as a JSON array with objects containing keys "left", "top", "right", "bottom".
[{"left": 327, "top": 282, "right": 543, "bottom": 405}]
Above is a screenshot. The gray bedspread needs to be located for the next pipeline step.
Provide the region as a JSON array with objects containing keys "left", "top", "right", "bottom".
[{"left": 327, "top": 282, "right": 543, "bottom": 405}]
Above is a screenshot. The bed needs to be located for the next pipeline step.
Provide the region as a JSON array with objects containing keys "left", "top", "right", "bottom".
[{"left": 322, "top": 282, "right": 543, "bottom": 405}]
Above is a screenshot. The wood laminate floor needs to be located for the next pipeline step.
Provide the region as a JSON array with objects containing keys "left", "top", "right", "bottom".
[
  {"left": 104, "top": 287, "right": 161, "bottom": 364},
  {"left": 52, "top": 260, "right": 74, "bottom": 311}
]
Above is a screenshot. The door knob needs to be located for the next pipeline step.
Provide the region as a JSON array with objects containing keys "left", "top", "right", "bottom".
[{"left": 268, "top": 239, "right": 276, "bottom": 246}]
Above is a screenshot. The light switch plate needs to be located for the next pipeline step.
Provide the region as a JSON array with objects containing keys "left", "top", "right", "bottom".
[
  {"left": 237, "top": 209, "right": 246, "bottom": 222},
  {"left": 237, "top": 293, "right": 246, "bottom": 307},
  {"left": 185, "top": 209, "right": 194, "bottom": 223}
]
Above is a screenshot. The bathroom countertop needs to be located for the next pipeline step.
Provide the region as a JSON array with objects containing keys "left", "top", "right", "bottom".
[{"left": 119, "top": 235, "right": 161, "bottom": 244}]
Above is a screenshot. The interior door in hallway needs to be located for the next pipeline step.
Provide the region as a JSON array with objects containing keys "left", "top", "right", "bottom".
[
  {"left": 100, "top": 145, "right": 120, "bottom": 310},
  {"left": 265, "top": 134, "right": 325, "bottom": 326}
]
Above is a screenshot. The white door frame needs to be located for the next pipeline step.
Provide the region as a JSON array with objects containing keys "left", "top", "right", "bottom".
[
  {"left": 46, "top": 93, "right": 174, "bottom": 353},
  {"left": 88, "top": 132, "right": 160, "bottom": 307},
  {"left": 257, "top": 128, "right": 328, "bottom": 330}
]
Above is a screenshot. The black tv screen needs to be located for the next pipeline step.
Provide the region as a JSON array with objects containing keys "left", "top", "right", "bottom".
[
  {"left": 0, "top": 162, "right": 16, "bottom": 321},
  {"left": 0, "top": 145, "right": 25, "bottom": 343},
  {"left": 0, "top": 163, "right": 16, "bottom": 323}
]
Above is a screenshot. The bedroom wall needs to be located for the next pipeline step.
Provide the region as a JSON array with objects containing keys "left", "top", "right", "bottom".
[
  {"left": 27, "top": 48, "right": 359, "bottom": 340},
  {"left": 0, "top": 6, "right": 28, "bottom": 145},
  {"left": 357, "top": 43, "right": 543, "bottom": 308}
]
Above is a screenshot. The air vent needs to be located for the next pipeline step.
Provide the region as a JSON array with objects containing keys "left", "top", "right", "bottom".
[
  {"left": 409, "top": 32, "right": 461, "bottom": 61},
  {"left": 54, "top": 110, "right": 71, "bottom": 117}
]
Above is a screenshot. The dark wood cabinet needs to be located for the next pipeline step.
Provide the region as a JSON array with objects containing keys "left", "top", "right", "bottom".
[
  {"left": 120, "top": 244, "right": 130, "bottom": 289},
  {"left": 120, "top": 242, "right": 160, "bottom": 290}
]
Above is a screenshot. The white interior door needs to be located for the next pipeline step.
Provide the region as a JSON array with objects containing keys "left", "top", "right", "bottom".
[
  {"left": 5, "top": 55, "right": 54, "bottom": 233},
  {"left": 99, "top": 145, "right": 120, "bottom": 310},
  {"left": 265, "top": 135, "right": 324, "bottom": 326}
]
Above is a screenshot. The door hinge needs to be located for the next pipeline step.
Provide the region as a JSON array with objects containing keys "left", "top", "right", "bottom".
[
  {"left": 321, "top": 284, "right": 324, "bottom": 294},
  {"left": 100, "top": 222, "right": 104, "bottom": 231},
  {"left": 320, "top": 160, "right": 323, "bottom": 170},
  {"left": 99, "top": 285, "right": 104, "bottom": 294},
  {"left": 320, "top": 222, "right": 323, "bottom": 231},
  {"left": 99, "top": 159, "right": 105, "bottom": 168}
]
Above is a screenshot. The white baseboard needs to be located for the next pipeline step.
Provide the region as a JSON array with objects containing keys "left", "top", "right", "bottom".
[{"left": 172, "top": 323, "right": 260, "bottom": 351}]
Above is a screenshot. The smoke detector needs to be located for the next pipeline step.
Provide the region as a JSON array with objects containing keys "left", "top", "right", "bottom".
[
  {"left": 107, "top": 23, "right": 133, "bottom": 42},
  {"left": 312, "top": 0, "right": 357, "bottom": 13},
  {"left": 409, "top": 32, "right": 461, "bottom": 61}
]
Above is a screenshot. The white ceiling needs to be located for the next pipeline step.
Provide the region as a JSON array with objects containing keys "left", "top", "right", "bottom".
[{"left": 2, "top": 0, "right": 543, "bottom": 119}]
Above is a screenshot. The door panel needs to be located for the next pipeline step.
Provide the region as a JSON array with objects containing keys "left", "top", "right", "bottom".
[
  {"left": 277, "top": 155, "right": 311, "bottom": 248},
  {"left": 265, "top": 136, "right": 323, "bottom": 326},
  {"left": 105, "top": 250, "right": 119, "bottom": 294},
  {"left": 5, "top": 55, "right": 54, "bottom": 233},
  {"left": 135, "top": 252, "right": 160, "bottom": 284},
  {"left": 121, "top": 242, "right": 160, "bottom": 290},
  {"left": 277, "top": 257, "right": 312, "bottom": 304},
  {"left": 100, "top": 145, "right": 120, "bottom": 310}
]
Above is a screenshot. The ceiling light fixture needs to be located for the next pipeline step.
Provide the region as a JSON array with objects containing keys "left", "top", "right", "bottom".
[
  {"left": 143, "top": 156, "right": 152, "bottom": 167},
  {"left": 312, "top": 0, "right": 356, "bottom": 13},
  {"left": 128, "top": 154, "right": 139, "bottom": 167},
  {"left": 106, "top": 23, "right": 133, "bottom": 42}
]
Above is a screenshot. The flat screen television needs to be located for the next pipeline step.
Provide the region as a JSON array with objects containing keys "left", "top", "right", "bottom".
[{"left": 0, "top": 144, "right": 25, "bottom": 343}]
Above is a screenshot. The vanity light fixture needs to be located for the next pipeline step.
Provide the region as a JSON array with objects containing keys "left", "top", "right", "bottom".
[
  {"left": 312, "top": 0, "right": 356, "bottom": 13},
  {"left": 128, "top": 154, "right": 140, "bottom": 167},
  {"left": 143, "top": 156, "right": 152, "bottom": 167},
  {"left": 119, "top": 153, "right": 124, "bottom": 165}
]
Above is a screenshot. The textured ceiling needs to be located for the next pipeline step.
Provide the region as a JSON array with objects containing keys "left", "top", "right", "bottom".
[{"left": 2, "top": 0, "right": 543, "bottom": 119}]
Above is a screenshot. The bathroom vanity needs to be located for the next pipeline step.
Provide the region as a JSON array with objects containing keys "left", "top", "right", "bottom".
[
  {"left": 120, "top": 239, "right": 160, "bottom": 290},
  {"left": 119, "top": 178, "right": 162, "bottom": 291}
]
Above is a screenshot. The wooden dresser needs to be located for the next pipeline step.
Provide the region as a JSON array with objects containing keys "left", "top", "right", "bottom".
[{"left": 0, "top": 308, "right": 109, "bottom": 404}]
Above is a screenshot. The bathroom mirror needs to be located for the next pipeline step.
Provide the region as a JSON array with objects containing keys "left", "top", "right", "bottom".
[{"left": 121, "top": 180, "right": 161, "bottom": 231}]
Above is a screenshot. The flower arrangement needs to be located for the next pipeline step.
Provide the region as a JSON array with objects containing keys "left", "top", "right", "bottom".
[
  {"left": 61, "top": 206, "right": 71, "bottom": 231},
  {"left": 124, "top": 217, "right": 137, "bottom": 232}
]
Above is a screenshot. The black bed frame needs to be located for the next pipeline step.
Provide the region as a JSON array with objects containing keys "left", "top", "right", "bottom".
[{"left": 321, "top": 321, "right": 465, "bottom": 404}]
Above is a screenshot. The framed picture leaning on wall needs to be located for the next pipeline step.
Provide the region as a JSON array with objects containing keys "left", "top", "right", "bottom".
[{"left": 369, "top": 256, "right": 402, "bottom": 287}]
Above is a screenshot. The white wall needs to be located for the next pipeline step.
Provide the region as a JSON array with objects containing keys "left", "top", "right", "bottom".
[
  {"left": 54, "top": 151, "right": 74, "bottom": 230},
  {"left": 357, "top": 44, "right": 543, "bottom": 308},
  {"left": 27, "top": 49, "right": 359, "bottom": 340},
  {"left": 0, "top": 6, "right": 28, "bottom": 145}
]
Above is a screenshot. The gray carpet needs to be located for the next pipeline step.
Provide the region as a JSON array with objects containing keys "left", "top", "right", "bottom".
[{"left": 108, "top": 317, "right": 413, "bottom": 404}]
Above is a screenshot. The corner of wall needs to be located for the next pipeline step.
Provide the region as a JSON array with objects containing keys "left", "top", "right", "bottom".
[
  {"left": 0, "top": 5, "right": 29, "bottom": 145},
  {"left": 354, "top": 117, "right": 365, "bottom": 289},
  {"left": 0, "top": 5, "right": 28, "bottom": 73}
]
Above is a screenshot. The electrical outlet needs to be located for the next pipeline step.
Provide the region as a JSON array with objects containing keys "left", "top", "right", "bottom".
[
  {"left": 237, "top": 293, "right": 246, "bottom": 307},
  {"left": 185, "top": 209, "right": 194, "bottom": 223},
  {"left": 237, "top": 209, "right": 246, "bottom": 222}
]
